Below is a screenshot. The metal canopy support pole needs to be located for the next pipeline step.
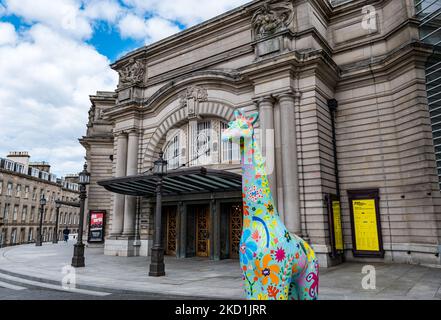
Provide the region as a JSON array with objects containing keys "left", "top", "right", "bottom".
[
  {"left": 36, "top": 201, "right": 45, "bottom": 247},
  {"left": 72, "top": 184, "right": 86, "bottom": 268},
  {"left": 53, "top": 206, "right": 60, "bottom": 244},
  {"left": 149, "top": 177, "right": 165, "bottom": 276}
]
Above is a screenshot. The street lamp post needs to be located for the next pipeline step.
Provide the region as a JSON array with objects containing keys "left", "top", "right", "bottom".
[
  {"left": 149, "top": 151, "right": 167, "bottom": 277},
  {"left": 53, "top": 200, "right": 61, "bottom": 244},
  {"left": 71, "top": 163, "right": 90, "bottom": 268},
  {"left": 36, "top": 194, "right": 46, "bottom": 246}
]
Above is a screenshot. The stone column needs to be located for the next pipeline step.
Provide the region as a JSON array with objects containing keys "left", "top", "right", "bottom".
[
  {"left": 188, "top": 120, "right": 198, "bottom": 166},
  {"left": 278, "top": 92, "right": 301, "bottom": 235},
  {"left": 274, "top": 100, "right": 285, "bottom": 219},
  {"left": 111, "top": 132, "right": 128, "bottom": 236},
  {"left": 123, "top": 130, "right": 139, "bottom": 236},
  {"left": 257, "top": 96, "right": 277, "bottom": 205}
]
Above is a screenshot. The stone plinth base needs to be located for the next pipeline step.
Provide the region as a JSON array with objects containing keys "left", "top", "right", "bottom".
[
  {"left": 104, "top": 238, "right": 152, "bottom": 257},
  {"left": 86, "top": 243, "right": 104, "bottom": 248},
  {"left": 312, "top": 243, "right": 441, "bottom": 268},
  {"left": 343, "top": 243, "right": 441, "bottom": 267},
  {"left": 312, "top": 244, "right": 343, "bottom": 268}
]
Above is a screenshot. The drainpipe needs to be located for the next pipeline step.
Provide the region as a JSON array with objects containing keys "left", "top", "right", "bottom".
[
  {"left": 328, "top": 99, "right": 340, "bottom": 198},
  {"left": 327, "top": 99, "right": 344, "bottom": 261}
]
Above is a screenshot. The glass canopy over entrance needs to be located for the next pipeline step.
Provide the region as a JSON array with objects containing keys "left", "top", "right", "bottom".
[
  {"left": 97, "top": 166, "right": 244, "bottom": 260},
  {"left": 97, "top": 167, "right": 242, "bottom": 197}
]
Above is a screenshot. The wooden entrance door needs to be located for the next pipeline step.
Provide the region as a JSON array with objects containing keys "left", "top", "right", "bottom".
[
  {"left": 195, "top": 205, "right": 210, "bottom": 257},
  {"left": 229, "top": 204, "right": 243, "bottom": 259},
  {"left": 165, "top": 206, "right": 177, "bottom": 256}
]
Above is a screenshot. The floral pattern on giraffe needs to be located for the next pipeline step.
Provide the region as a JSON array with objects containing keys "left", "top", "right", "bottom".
[{"left": 222, "top": 109, "right": 319, "bottom": 300}]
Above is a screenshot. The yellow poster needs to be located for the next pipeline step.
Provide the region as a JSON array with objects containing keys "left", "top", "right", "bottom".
[
  {"left": 352, "top": 199, "right": 379, "bottom": 251},
  {"left": 332, "top": 201, "right": 344, "bottom": 250}
]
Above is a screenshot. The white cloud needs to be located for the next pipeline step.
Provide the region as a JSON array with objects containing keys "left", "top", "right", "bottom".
[
  {"left": 122, "top": 0, "right": 251, "bottom": 26},
  {"left": 144, "top": 16, "right": 181, "bottom": 43},
  {"left": 83, "top": 0, "right": 124, "bottom": 23},
  {"left": 118, "top": 14, "right": 181, "bottom": 43},
  {"left": 0, "top": 23, "right": 117, "bottom": 176},
  {"left": 4, "top": 0, "right": 93, "bottom": 39},
  {"left": 118, "top": 13, "right": 147, "bottom": 39},
  {"left": 0, "top": 22, "right": 17, "bottom": 45},
  {"left": 0, "top": 0, "right": 252, "bottom": 176}
]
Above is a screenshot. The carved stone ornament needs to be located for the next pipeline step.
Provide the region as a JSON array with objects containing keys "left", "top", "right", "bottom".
[
  {"left": 87, "top": 105, "right": 103, "bottom": 126},
  {"left": 179, "top": 86, "right": 208, "bottom": 119},
  {"left": 87, "top": 105, "right": 95, "bottom": 126},
  {"left": 252, "top": 1, "right": 295, "bottom": 40},
  {"left": 118, "top": 58, "right": 145, "bottom": 86}
]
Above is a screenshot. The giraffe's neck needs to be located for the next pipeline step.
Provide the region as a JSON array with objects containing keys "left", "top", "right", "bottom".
[{"left": 240, "top": 135, "right": 279, "bottom": 219}]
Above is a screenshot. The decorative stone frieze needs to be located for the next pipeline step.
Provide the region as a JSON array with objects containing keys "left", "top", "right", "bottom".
[
  {"left": 87, "top": 105, "right": 95, "bottom": 127},
  {"left": 118, "top": 58, "right": 146, "bottom": 87},
  {"left": 252, "top": 1, "right": 295, "bottom": 40},
  {"left": 179, "top": 86, "right": 209, "bottom": 119},
  {"left": 251, "top": 1, "right": 295, "bottom": 58}
]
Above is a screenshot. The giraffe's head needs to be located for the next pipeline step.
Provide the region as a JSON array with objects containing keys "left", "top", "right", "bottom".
[{"left": 221, "top": 109, "right": 259, "bottom": 143}]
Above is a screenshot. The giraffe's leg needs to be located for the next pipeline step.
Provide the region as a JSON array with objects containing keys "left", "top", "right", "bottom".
[
  {"left": 288, "top": 280, "right": 299, "bottom": 300},
  {"left": 294, "top": 256, "right": 319, "bottom": 300}
]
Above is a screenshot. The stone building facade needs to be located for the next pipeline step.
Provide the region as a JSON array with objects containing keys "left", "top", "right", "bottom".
[
  {"left": 82, "top": 0, "right": 441, "bottom": 267},
  {"left": 0, "top": 152, "right": 81, "bottom": 247}
]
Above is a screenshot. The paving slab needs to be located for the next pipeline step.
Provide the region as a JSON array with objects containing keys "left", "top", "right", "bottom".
[{"left": 0, "top": 243, "right": 440, "bottom": 300}]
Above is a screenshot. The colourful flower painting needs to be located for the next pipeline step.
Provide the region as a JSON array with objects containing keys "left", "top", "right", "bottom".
[{"left": 221, "top": 109, "right": 320, "bottom": 300}]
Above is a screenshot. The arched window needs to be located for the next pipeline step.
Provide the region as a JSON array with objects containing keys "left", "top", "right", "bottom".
[
  {"left": 194, "top": 121, "right": 211, "bottom": 165},
  {"left": 164, "top": 134, "right": 180, "bottom": 170},
  {"left": 220, "top": 121, "right": 240, "bottom": 164},
  {"left": 162, "top": 118, "right": 241, "bottom": 168}
]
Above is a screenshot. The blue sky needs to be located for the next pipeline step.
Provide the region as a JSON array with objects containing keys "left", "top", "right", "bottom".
[{"left": 0, "top": 0, "right": 250, "bottom": 176}]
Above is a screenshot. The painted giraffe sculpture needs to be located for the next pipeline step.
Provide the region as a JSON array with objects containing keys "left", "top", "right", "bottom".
[{"left": 222, "top": 109, "right": 319, "bottom": 300}]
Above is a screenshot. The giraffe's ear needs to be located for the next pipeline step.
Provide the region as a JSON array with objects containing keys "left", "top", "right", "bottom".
[
  {"left": 247, "top": 112, "right": 259, "bottom": 125},
  {"left": 234, "top": 109, "right": 244, "bottom": 119}
]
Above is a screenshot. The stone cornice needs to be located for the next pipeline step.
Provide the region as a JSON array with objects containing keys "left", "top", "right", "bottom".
[
  {"left": 127, "top": 128, "right": 140, "bottom": 135},
  {"left": 111, "top": 0, "right": 266, "bottom": 67},
  {"left": 339, "top": 41, "right": 434, "bottom": 78},
  {"left": 144, "top": 70, "right": 243, "bottom": 108},
  {"left": 135, "top": 46, "right": 252, "bottom": 90},
  {"left": 241, "top": 48, "right": 341, "bottom": 82},
  {"left": 332, "top": 19, "right": 421, "bottom": 55},
  {"left": 79, "top": 136, "right": 114, "bottom": 151},
  {"left": 253, "top": 95, "right": 276, "bottom": 108},
  {"left": 0, "top": 169, "right": 80, "bottom": 194},
  {"left": 79, "top": 135, "right": 113, "bottom": 143},
  {"left": 102, "top": 69, "right": 246, "bottom": 120},
  {"left": 110, "top": 0, "right": 360, "bottom": 70},
  {"left": 274, "top": 90, "right": 301, "bottom": 102},
  {"left": 335, "top": 41, "right": 435, "bottom": 93},
  {"left": 120, "top": 27, "right": 333, "bottom": 90}
]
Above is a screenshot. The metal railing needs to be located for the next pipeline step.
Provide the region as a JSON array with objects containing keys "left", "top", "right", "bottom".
[{"left": 416, "top": 0, "right": 441, "bottom": 190}]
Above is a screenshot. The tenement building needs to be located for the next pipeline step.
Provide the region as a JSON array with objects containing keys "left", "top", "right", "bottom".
[
  {"left": 82, "top": 0, "right": 441, "bottom": 267},
  {"left": 0, "top": 152, "right": 81, "bottom": 247}
]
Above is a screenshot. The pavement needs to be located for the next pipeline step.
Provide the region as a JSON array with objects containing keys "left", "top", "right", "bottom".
[{"left": 0, "top": 242, "right": 440, "bottom": 300}]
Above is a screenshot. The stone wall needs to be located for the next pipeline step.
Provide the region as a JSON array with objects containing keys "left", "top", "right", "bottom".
[{"left": 82, "top": 0, "right": 441, "bottom": 266}]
